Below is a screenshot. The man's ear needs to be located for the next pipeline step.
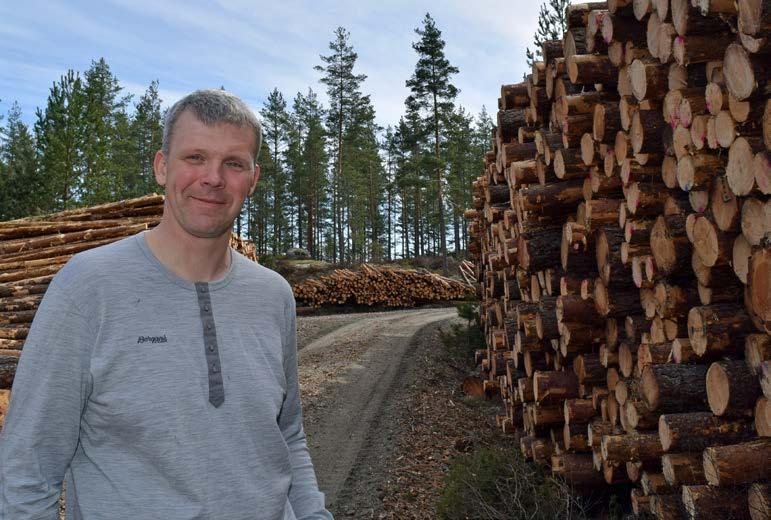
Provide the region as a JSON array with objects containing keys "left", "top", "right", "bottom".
[
  {"left": 248, "top": 164, "right": 260, "bottom": 196},
  {"left": 153, "top": 151, "right": 167, "bottom": 187}
]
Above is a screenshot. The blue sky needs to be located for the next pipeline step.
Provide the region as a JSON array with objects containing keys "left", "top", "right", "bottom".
[{"left": 0, "top": 1, "right": 543, "bottom": 129}]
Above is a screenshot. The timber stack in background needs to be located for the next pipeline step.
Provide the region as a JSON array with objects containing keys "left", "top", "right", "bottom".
[
  {"left": 292, "top": 264, "right": 472, "bottom": 308},
  {"left": 466, "top": 0, "right": 770, "bottom": 518}
]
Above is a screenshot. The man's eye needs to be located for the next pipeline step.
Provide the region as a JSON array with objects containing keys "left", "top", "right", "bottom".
[
  {"left": 187, "top": 154, "right": 203, "bottom": 162},
  {"left": 226, "top": 161, "right": 245, "bottom": 169}
]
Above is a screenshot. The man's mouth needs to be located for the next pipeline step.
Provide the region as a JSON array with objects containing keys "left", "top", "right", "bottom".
[{"left": 191, "top": 196, "right": 226, "bottom": 205}]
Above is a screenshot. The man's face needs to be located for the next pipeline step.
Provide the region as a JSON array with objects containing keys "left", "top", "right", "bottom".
[{"left": 153, "top": 110, "right": 260, "bottom": 240}]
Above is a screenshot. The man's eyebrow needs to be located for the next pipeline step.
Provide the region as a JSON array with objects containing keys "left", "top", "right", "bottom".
[{"left": 224, "top": 153, "right": 253, "bottom": 163}]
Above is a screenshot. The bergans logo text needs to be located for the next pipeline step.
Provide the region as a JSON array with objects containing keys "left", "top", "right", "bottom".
[{"left": 137, "top": 335, "right": 168, "bottom": 344}]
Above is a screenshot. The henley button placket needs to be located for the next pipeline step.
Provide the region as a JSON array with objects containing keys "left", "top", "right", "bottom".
[{"left": 195, "top": 282, "right": 224, "bottom": 407}]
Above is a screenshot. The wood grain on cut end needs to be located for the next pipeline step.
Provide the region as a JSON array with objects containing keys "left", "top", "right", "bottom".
[
  {"left": 728, "top": 137, "right": 760, "bottom": 196},
  {"left": 749, "top": 245, "right": 771, "bottom": 328},
  {"left": 707, "top": 360, "right": 761, "bottom": 416},
  {"left": 661, "top": 452, "right": 705, "bottom": 486},
  {"left": 753, "top": 151, "right": 771, "bottom": 195}
]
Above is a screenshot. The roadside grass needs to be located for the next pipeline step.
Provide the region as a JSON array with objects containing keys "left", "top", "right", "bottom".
[{"left": 437, "top": 446, "right": 593, "bottom": 520}]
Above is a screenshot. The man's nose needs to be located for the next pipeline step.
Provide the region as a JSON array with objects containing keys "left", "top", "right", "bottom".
[{"left": 201, "top": 161, "right": 226, "bottom": 187}]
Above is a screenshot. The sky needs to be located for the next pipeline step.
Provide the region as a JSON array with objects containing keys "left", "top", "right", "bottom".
[{"left": 0, "top": 1, "right": 544, "bottom": 130}]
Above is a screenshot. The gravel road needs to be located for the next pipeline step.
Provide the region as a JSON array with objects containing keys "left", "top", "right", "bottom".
[{"left": 296, "top": 307, "right": 460, "bottom": 516}]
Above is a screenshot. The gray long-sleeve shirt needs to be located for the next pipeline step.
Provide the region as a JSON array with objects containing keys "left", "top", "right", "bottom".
[{"left": 0, "top": 232, "right": 332, "bottom": 519}]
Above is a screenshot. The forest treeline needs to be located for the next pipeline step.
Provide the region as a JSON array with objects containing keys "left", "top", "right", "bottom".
[{"left": 0, "top": 14, "right": 492, "bottom": 266}]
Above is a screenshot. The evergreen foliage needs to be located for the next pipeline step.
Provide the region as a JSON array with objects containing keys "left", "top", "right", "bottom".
[
  {"left": 0, "top": 102, "right": 39, "bottom": 219},
  {"left": 405, "top": 13, "right": 459, "bottom": 275},
  {"left": 525, "top": 0, "right": 570, "bottom": 66},
  {"left": 259, "top": 88, "right": 291, "bottom": 255}
]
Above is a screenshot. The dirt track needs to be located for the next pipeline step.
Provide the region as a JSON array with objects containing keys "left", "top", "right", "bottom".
[{"left": 297, "top": 307, "right": 459, "bottom": 516}]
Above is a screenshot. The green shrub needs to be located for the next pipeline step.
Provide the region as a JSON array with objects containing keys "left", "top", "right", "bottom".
[
  {"left": 439, "top": 303, "right": 486, "bottom": 363},
  {"left": 438, "top": 447, "right": 590, "bottom": 520}
]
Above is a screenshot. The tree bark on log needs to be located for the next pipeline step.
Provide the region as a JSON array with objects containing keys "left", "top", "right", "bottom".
[
  {"left": 630, "top": 59, "right": 670, "bottom": 101},
  {"left": 688, "top": 304, "right": 754, "bottom": 357},
  {"left": 682, "top": 485, "right": 752, "bottom": 519},
  {"left": 0, "top": 354, "right": 20, "bottom": 388},
  {"left": 659, "top": 411, "right": 755, "bottom": 451},
  {"left": 640, "top": 363, "right": 709, "bottom": 413},
  {"left": 748, "top": 244, "right": 771, "bottom": 332},
  {"left": 601, "top": 431, "right": 664, "bottom": 463},
  {"left": 651, "top": 214, "right": 692, "bottom": 276},
  {"left": 703, "top": 438, "right": 771, "bottom": 485},
  {"left": 631, "top": 108, "right": 668, "bottom": 154},
  {"left": 748, "top": 481, "right": 770, "bottom": 520}
]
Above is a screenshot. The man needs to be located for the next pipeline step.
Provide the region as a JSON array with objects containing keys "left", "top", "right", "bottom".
[{"left": 0, "top": 89, "right": 332, "bottom": 519}]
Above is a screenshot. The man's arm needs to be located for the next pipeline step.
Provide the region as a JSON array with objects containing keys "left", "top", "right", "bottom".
[
  {"left": 0, "top": 282, "right": 92, "bottom": 519},
  {"left": 279, "top": 295, "right": 333, "bottom": 520}
]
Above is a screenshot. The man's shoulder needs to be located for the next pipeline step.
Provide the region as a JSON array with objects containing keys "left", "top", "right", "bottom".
[
  {"left": 232, "top": 253, "right": 292, "bottom": 297},
  {"left": 53, "top": 234, "right": 142, "bottom": 289}
]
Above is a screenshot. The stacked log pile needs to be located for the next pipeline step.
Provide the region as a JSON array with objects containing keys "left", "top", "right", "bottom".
[
  {"left": 292, "top": 263, "right": 474, "bottom": 307},
  {"left": 0, "top": 194, "right": 256, "bottom": 427},
  {"left": 467, "top": 1, "right": 771, "bottom": 517}
]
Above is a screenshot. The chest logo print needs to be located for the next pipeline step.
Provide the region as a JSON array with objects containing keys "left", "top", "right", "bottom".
[{"left": 137, "top": 335, "right": 168, "bottom": 344}]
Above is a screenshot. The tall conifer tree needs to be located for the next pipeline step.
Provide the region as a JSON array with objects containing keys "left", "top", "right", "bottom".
[
  {"left": 80, "top": 58, "right": 129, "bottom": 205},
  {"left": 315, "top": 27, "right": 367, "bottom": 264},
  {"left": 0, "top": 103, "right": 39, "bottom": 219},
  {"left": 35, "top": 70, "right": 85, "bottom": 210},
  {"left": 406, "top": 13, "right": 459, "bottom": 275},
  {"left": 129, "top": 80, "right": 163, "bottom": 196},
  {"left": 259, "top": 89, "right": 290, "bottom": 255}
]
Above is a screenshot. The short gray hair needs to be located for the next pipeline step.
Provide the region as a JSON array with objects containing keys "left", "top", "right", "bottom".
[{"left": 162, "top": 89, "right": 262, "bottom": 162}]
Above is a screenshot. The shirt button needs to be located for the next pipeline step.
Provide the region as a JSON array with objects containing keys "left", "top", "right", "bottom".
[
  {"left": 209, "top": 344, "right": 215, "bottom": 352},
  {"left": 203, "top": 304, "right": 210, "bottom": 312},
  {"left": 212, "top": 364, "right": 217, "bottom": 373},
  {"left": 207, "top": 322, "right": 213, "bottom": 330},
  {"left": 200, "top": 286, "right": 207, "bottom": 293}
]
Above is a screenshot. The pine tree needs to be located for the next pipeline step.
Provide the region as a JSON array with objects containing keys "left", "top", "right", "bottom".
[
  {"left": 247, "top": 143, "right": 274, "bottom": 256},
  {"left": 406, "top": 13, "right": 459, "bottom": 275},
  {"left": 295, "top": 89, "right": 328, "bottom": 259},
  {"left": 444, "top": 106, "right": 474, "bottom": 255},
  {"left": 344, "top": 95, "right": 383, "bottom": 262},
  {"left": 285, "top": 92, "right": 306, "bottom": 248},
  {"left": 315, "top": 26, "right": 367, "bottom": 264},
  {"left": 259, "top": 88, "right": 290, "bottom": 255},
  {"left": 34, "top": 70, "right": 86, "bottom": 210},
  {"left": 382, "top": 126, "right": 399, "bottom": 261},
  {"left": 394, "top": 101, "right": 429, "bottom": 259},
  {"left": 129, "top": 80, "right": 163, "bottom": 197},
  {"left": 80, "top": 58, "right": 130, "bottom": 205},
  {"left": 525, "top": 0, "right": 570, "bottom": 66},
  {"left": 0, "top": 102, "right": 39, "bottom": 219}
]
